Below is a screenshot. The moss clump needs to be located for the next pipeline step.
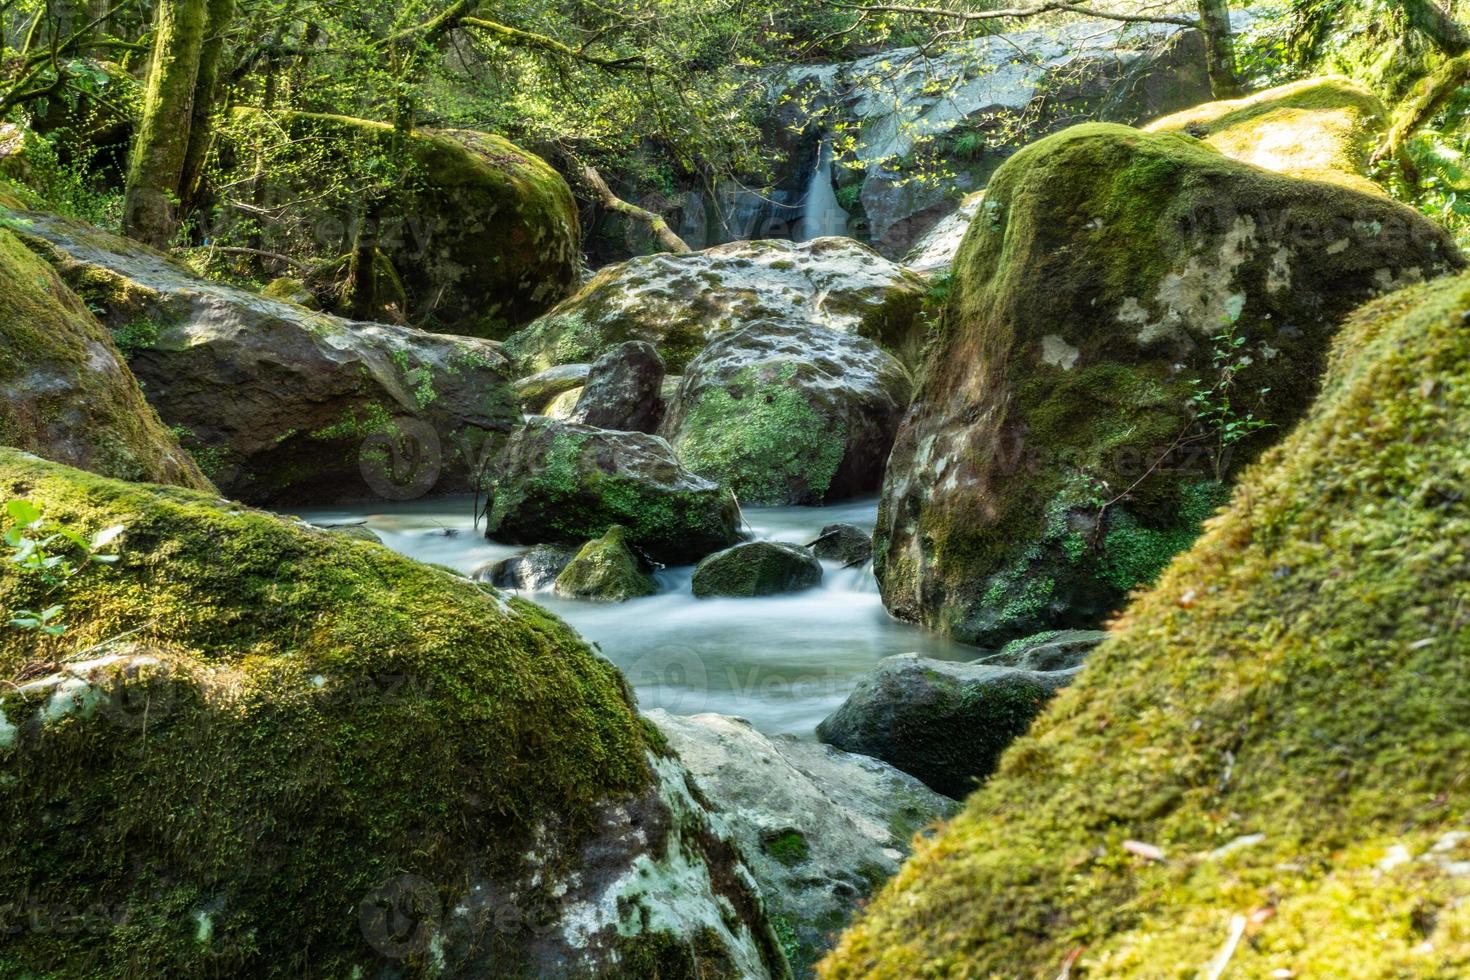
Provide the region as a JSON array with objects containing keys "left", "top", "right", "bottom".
[
  {"left": 1146, "top": 76, "right": 1390, "bottom": 193},
  {"left": 0, "top": 227, "right": 210, "bottom": 491},
  {"left": 762, "top": 830, "right": 811, "bottom": 868},
  {"left": 823, "top": 271, "right": 1470, "bottom": 977},
  {"left": 0, "top": 449, "right": 671, "bottom": 977},
  {"left": 874, "top": 122, "right": 1462, "bottom": 648},
  {"left": 553, "top": 525, "right": 657, "bottom": 601},
  {"left": 692, "top": 541, "right": 822, "bottom": 598}
]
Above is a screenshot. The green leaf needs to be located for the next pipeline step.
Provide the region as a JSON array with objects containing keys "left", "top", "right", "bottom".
[{"left": 6, "top": 499, "right": 40, "bottom": 526}]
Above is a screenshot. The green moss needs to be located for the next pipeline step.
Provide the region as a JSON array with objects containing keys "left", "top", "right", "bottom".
[
  {"left": 111, "top": 315, "right": 167, "bottom": 357},
  {"left": 678, "top": 364, "right": 846, "bottom": 506},
  {"left": 0, "top": 449, "right": 659, "bottom": 977},
  {"left": 691, "top": 541, "right": 822, "bottom": 598},
  {"left": 823, "top": 271, "right": 1470, "bottom": 977},
  {"left": 762, "top": 830, "right": 811, "bottom": 868},
  {"left": 553, "top": 525, "right": 656, "bottom": 601}
]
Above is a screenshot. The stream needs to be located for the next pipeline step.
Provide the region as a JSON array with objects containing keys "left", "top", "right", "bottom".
[{"left": 292, "top": 497, "right": 979, "bottom": 736}]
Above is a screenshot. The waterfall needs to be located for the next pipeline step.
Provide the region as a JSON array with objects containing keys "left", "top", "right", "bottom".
[{"left": 796, "top": 138, "right": 850, "bottom": 241}]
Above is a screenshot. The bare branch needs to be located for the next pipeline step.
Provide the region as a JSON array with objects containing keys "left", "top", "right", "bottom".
[{"left": 835, "top": 2, "right": 1194, "bottom": 28}]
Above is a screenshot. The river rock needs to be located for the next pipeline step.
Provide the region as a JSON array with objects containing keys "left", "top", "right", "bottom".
[
  {"left": 807, "top": 524, "right": 873, "bottom": 567},
  {"left": 477, "top": 543, "right": 577, "bottom": 591},
  {"left": 567, "top": 340, "right": 666, "bottom": 433},
  {"left": 483, "top": 417, "right": 743, "bottom": 564},
  {"left": 0, "top": 450, "right": 787, "bottom": 978},
  {"left": 974, "top": 629, "right": 1108, "bottom": 673},
  {"left": 503, "top": 237, "right": 926, "bottom": 374},
  {"left": 692, "top": 541, "right": 823, "bottom": 598},
  {"left": 221, "top": 111, "right": 581, "bottom": 337},
  {"left": 821, "top": 266, "right": 1470, "bottom": 980},
  {"left": 1146, "top": 76, "right": 1389, "bottom": 192},
  {"left": 316, "top": 522, "right": 383, "bottom": 545},
  {"left": 875, "top": 123, "right": 1463, "bottom": 649},
  {"left": 647, "top": 710, "right": 957, "bottom": 977},
  {"left": 5, "top": 208, "right": 520, "bottom": 505},
  {"left": 553, "top": 525, "right": 657, "bottom": 601},
  {"left": 516, "top": 362, "right": 591, "bottom": 413},
  {"left": 817, "top": 654, "right": 1079, "bottom": 798},
  {"left": 660, "top": 321, "right": 910, "bottom": 505},
  {"left": 0, "top": 226, "right": 210, "bottom": 491}
]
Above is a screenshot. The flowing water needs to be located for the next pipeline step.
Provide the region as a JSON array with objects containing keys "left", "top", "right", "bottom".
[
  {"left": 796, "top": 138, "right": 851, "bottom": 241},
  {"left": 292, "top": 496, "right": 979, "bottom": 736}
]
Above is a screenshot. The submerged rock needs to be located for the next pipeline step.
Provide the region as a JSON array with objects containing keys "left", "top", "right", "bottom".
[
  {"left": 1147, "top": 76, "right": 1389, "bottom": 192},
  {"left": 554, "top": 525, "right": 657, "bottom": 601},
  {"left": 483, "top": 417, "right": 743, "bottom": 564},
  {"left": 692, "top": 541, "right": 823, "bottom": 598},
  {"left": 875, "top": 122, "right": 1462, "bottom": 648},
  {"left": 660, "top": 321, "right": 910, "bottom": 505},
  {"left": 0, "top": 227, "right": 209, "bottom": 491},
  {"left": 515, "top": 362, "right": 590, "bottom": 414},
  {"left": 0, "top": 450, "right": 787, "bottom": 978},
  {"left": 647, "top": 710, "right": 956, "bottom": 977},
  {"left": 822, "top": 271, "right": 1470, "bottom": 980},
  {"left": 503, "top": 238, "right": 926, "bottom": 374},
  {"left": 477, "top": 543, "right": 577, "bottom": 591},
  {"left": 5, "top": 208, "right": 519, "bottom": 505},
  {"left": 223, "top": 111, "right": 582, "bottom": 337},
  {"left": 807, "top": 523, "right": 873, "bottom": 567},
  {"left": 817, "top": 654, "right": 1078, "bottom": 799},
  {"left": 568, "top": 340, "right": 666, "bottom": 433}
]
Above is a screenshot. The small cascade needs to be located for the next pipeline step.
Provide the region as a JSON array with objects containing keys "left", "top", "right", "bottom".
[{"left": 796, "top": 138, "right": 850, "bottom": 241}]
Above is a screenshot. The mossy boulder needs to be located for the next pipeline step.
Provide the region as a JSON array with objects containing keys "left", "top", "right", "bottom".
[
  {"left": 259, "top": 276, "right": 320, "bottom": 309},
  {"left": 554, "top": 525, "right": 657, "bottom": 601},
  {"left": 225, "top": 111, "right": 580, "bottom": 337},
  {"left": 821, "top": 269, "right": 1470, "bottom": 980},
  {"left": 0, "top": 450, "right": 788, "bottom": 978},
  {"left": 692, "top": 541, "right": 823, "bottom": 598},
  {"left": 816, "top": 653, "right": 1078, "bottom": 799},
  {"left": 808, "top": 523, "right": 873, "bottom": 567},
  {"left": 0, "top": 227, "right": 209, "bottom": 491},
  {"left": 4, "top": 207, "right": 520, "bottom": 504},
  {"left": 875, "top": 122, "right": 1462, "bottom": 648},
  {"left": 1147, "top": 76, "right": 1390, "bottom": 193},
  {"left": 484, "top": 417, "right": 744, "bottom": 564},
  {"left": 503, "top": 238, "right": 926, "bottom": 376},
  {"left": 660, "top": 322, "right": 911, "bottom": 506}
]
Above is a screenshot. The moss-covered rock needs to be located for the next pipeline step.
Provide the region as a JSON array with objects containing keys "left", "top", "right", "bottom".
[
  {"left": 692, "top": 541, "right": 823, "bottom": 598},
  {"left": 224, "top": 111, "right": 580, "bottom": 337},
  {"left": 822, "top": 268, "right": 1470, "bottom": 980},
  {"left": 4, "top": 206, "right": 519, "bottom": 504},
  {"left": 0, "top": 450, "right": 788, "bottom": 978},
  {"left": 0, "top": 227, "right": 210, "bottom": 491},
  {"left": 807, "top": 523, "right": 873, "bottom": 567},
  {"left": 554, "top": 525, "right": 657, "bottom": 601},
  {"left": 1146, "top": 76, "right": 1390, "bottom": 193},
  {"left": 875, "top": 122, "right": 1462, "bottom": 648},
  {"left": 485, "top": 417, "right": 744, "bottom": 564},
  {"left": 660, "top": 322, "right": 910, "bottom": 506},
  {"left": 259, "top": 276, "right": 320, "bottom": 309},
  {"left": 503, "top": 238, "right": 926, "bottom": 376}
]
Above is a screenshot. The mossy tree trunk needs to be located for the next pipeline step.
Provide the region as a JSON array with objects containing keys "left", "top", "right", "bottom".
[
  {"left": 123, "top": 0, "right": 211, "bottom": 247},
  {"left": 1197, "top": 0, "right": 1242, "bottom": 98},
  {"left": 176, "top": 0, "right": 236, "bottom": 227}
]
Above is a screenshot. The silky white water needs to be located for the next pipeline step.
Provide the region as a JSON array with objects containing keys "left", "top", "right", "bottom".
[
  {"left": 292, "top": 496, "right": 977, "bottom": 736},
  {"left": 796, "top": 138, "right": 851, "bottom": 241}
]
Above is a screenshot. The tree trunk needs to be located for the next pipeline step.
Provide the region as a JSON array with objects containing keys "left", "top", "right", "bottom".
[
  {"left": 1403, "top": 0, "right": 1470, "bottom": 56},
  {"left": 1197, "top": 0, "right": 1242, "bottom": 99},
  {"left": 177, "top": 0, "right": 236, "bottom": 227},
  {"left": 123, "top": 0, "right": 212, "bottom": 247}
]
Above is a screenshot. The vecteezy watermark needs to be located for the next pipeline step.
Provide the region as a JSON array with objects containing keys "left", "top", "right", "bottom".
[
  {"left": 359, "top": 874, "right": 442, "bottom": 960},
  {"left": 0, "top": 900, "right": 131, "bottom": 936},
  {"left": 622, "top": 645, "right": 710, "bottom": 715},
  {"left": 359, "top": 417, "right": 443, "bottom": 501}
]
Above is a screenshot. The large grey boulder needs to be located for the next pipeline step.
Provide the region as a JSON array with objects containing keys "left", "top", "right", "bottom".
[
  {"left": 6, "top": 209, "right": 518, "bottom": 505},
  {"left": 567, "top": 340, "right": 666, "bottom": 433},
  {"left": 504, "top": 237, "right": 926, "bottom": 374},
  {"left": 647, "top": 710, "right": 956, "bottom": 977},
  {"left": 692, "top": 541, "right": 823, "bottom": 598},
  {"left": 483, "top": 417, "right": 743, "bottom": 564},
  {"left": 817, "top": 654, "right": 1080, "bottom": 798},
  {"left": 660, "top": 321, "right": 910, "bottom": 505}
]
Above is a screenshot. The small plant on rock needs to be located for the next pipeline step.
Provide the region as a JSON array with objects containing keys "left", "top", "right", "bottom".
[
  {"left": 1189, "top": 312, "right": 1274, "bottom": 480},
  {"left": 4, "top": 498, "right": 124, "bottom": 637}
]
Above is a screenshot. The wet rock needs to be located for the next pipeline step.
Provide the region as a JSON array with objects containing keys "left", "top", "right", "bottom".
[
  {"left": 515, "top": 362, "right": 590, "bottom": 413},
  {"left": 817, "top": 654, "right": 1079, "bottom": 798},
  {"left": 553, "top": 525, "right": 657, "bottom": 601},
  {"left": 692, "top": 541, "right": 823, "bottom": 598},
  {"left": 504, "top": 237, "right": 926, "bottom": 374},
  {"left": 477, "top": 543, "right": 577, "bottom": 591},
  {"left": 974, "top": 629, "right": 1108, "bottom": 673},
  {"left": 875, "top": 123, "right": 1462, "bottom": 648},
  {"left": 567, "top": 340, "right": 666, "bottom": 433},
  {"left": 647, "top": 709, "right": 956, "bottom": 977},
  {"left": 660, "top": 321, "right": 910, "bottom": 505},
  {"left": 7, "top": 208, "right": 519, "bottom": 505},
  {"left": 483, "top": 417, "right": 743, "bottom": 564},
  {"left": 807, "top": 524, "right": 873, "bottom": 567}
]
